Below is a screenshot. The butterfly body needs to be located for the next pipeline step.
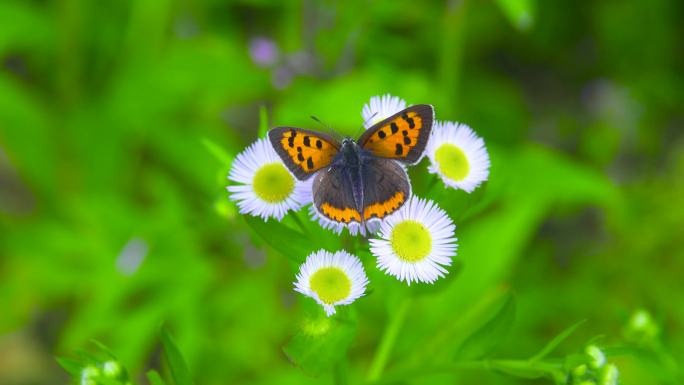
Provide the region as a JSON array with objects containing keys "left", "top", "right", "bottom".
[
  {"left": 269, "top": 104, "right": 434, "bottom": 229},
  {"left": 334, "top": 139, "right": 365, "bottom": 212}
]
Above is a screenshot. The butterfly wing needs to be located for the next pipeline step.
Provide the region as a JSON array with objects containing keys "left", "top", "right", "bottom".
[
  {"left": 312, "top": 166, "right": 362, "bottom": 224},
  {"left": 361, "top": 158, "right": 410, "bottom": 221},
  {"left": 357, "top": 104, "right": 434, "bottom": 164},
  {"left": 268, "top": 127, "right": 340, "bottom": 180}
]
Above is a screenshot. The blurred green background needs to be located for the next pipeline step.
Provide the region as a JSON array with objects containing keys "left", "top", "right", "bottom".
[{"left": 1, "top": 0, "right": 683, "bottom": 384}]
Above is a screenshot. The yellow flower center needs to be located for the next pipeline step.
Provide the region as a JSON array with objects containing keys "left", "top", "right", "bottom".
[
  {"left": 390, "top": 220, "right": 432, "bottom": 262},
  {"left": 309, "top": 267, "right": 352, "bottom": 304},
  {"left": 252, "top": 163, "right": 295, "bottom": 203},
  {"left": 435, "top": 144, "right": 470, "bottom": 181}
]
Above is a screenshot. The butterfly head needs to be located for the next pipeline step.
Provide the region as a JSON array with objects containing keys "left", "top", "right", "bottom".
[
  {"left": 340, "top": 137, "right": 362, "bottom": 167},
  {"left": 341, "top": 137, "right": 355, "bottom": 146}
]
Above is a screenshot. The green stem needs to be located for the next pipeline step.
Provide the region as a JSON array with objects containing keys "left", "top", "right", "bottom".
[{"left": 366, "top": 298, "right": 412, "bottom": 381}]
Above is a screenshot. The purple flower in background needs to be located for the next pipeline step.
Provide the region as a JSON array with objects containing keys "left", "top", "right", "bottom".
[{"left": 249, "top": 37, "right": 279, "bottom": 67}]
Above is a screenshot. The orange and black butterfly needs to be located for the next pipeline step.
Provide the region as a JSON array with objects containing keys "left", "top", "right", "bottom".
[{"left": 268, "top": 105, "right": 434, "bottom": 228}]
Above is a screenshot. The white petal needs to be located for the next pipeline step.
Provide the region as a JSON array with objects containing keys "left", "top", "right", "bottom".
[{"left": 362, "top": 94, "right": 407, "bottom": 128}]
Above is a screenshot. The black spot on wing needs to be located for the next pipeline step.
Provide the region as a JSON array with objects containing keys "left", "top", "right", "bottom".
[
  {"left": 378, "top": 130, "right": 386, "bottom": 139},
  {"left": 395, "top": 143, "right": 403, "bottom": 155},
  {"left": 303, "top": 136, "right": 311, "bottom": 147},
  {"left": 297, "top": 153, "right": 305, "bottom": 162},
  {"left": 306, "top": 157, "right": 314, "bottom": 170},
  {"left": 390, "top": 123, "right": 399, "bottom": 134},
  {"left": 316, "top": 139, "right": 322, "bottom": 149},
  {"left": 403, "top": 137, "right": 411, "bottom": 145},
  {"left": 290, "top": 129, "right": 297, "bottom": 138},
  {"left": 402, "top": 113, "right": 415, "bottom": 128},
  {"left": 288, "top": 137, "right": 295, "bottom": 148}
]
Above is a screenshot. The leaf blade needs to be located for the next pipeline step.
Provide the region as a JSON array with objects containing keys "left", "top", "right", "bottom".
[
  {"left": 244, "top": 215, "right": 313, "bottom": 263},
  {"left": 456, "top": 295, "right": 516, "bottom": 360},
  {"left": 147, "top": 370, "right": 169, "bottom": 385},
  {"left": 160, "top": 328, "right": 194, "bottom": 385},
  {"left": 529, "top": 319, "right": 586, "bottom": 362}
]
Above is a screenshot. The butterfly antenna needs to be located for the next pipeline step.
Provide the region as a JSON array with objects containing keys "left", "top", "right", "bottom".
[
  {"left": 311, "top": 115, "right": 342, "bottom": 142},
  {"left": 355, "top": 111, "right": 378, "bottom": 137},
  {"left": 362, "top": 112, "right": 378, "bottom": 128}
]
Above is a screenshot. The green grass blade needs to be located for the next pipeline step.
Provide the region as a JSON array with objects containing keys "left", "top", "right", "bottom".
[{"left": 160, "top": 328, "right": 194, "bottom": 385}]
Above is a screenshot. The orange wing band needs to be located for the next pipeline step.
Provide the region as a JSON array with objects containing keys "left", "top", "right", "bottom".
[
  {"left": 320, "top": 203, "right": 362, "bottom": 223},
  {"left": 364, "top": 191, "right": 405, "bottom": 220}
]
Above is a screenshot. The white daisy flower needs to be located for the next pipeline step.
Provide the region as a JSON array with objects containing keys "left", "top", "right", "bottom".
[
  {"left": 370, "top": 196, "right": 457, "bottom": 285},
  {"left": 426, "top": 121, "right": 490, "bottom": 193},
  {"left": 294, "top": 249, "right": 369, "bottom": 316},
  {"left": 228, "top": 138, "right": 312, "bottom": 221},
  {"left": 362, "top": 94, "right": 407, "bottom": 128},
  {"left": 309, "top": 206, "right": 382, "bottom": 237}
]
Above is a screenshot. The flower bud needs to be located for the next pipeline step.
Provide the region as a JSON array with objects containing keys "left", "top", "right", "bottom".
[
  {"left": 585, "top": 345, "right": 606, "bottom": 369},
  {"left": 102, "top": 360, "right": 122, "bottom": 379},
  {"left": 572, "top": 364, "right": 588, "bottom": 379},
  {"left": 80, "top": 366, "right": 101, "bottom": 385},
  {"left": 599, "top": 363, "right": 619, "bottom": 385},
  {"left": 625, "top": 308, "right": 659, "bottom": 342}
]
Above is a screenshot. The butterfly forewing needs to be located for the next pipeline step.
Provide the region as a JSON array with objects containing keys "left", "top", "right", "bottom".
[
  {"left": 268, "top": 127, "right": 340, "bottom": 180},
  {"left": 357, "top": 104, "right": 434, "bottom": 164}
]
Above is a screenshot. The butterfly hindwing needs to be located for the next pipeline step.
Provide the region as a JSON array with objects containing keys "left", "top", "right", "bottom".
[
  {"left": 312, "top": 166, "right": 362, "bottom": 224},
  {"left": 313, "top": 158, "right": 410, "bottom": 225},
  {"left": 268, "top": 127, "right": 340, "bottom": 180},
  {"left": 357, "top": 104, "right": 434, "bottom": 164},
  {"left": 361, "top": 158, "right": 410, "bottom": 221}
]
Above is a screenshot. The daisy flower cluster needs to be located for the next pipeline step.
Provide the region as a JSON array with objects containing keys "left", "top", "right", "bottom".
[{"left": 227, "top": 94, "right": 490, "bottom": 316}]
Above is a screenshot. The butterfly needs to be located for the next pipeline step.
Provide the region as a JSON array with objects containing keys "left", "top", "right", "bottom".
[{"left": 268, "top": 104, "right": 434, "bottom": 229}]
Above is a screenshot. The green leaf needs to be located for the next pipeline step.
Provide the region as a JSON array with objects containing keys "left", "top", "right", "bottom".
[
  {"left": 55, "top": 357, "right": 83, "bottom": 376},
  {"left": 160, "top": 328, "right": 194, "bottom": 385},
  {"left": 147, "top": 370, "right": 168, "bottom": 385},
  {"left": 201, "top": 137, "right": 233, "bottom": 168},
  {"left": 283, "top": 306, "right": 357, "bottom": 377},
  {"left": 494, "top": 0, "right": 535, "bottom": 31},
  {"left": 456, "top": 295, "right": 516, "bottom": 360},
  {"left": 244, "top": 215, "right": 316, "bottom": 263},
  {"left": 90, "top": 339, "right": 118, "bottom": 359},
  {"left": 529, "top": 319, "right": 586, "bottom": 362}
]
